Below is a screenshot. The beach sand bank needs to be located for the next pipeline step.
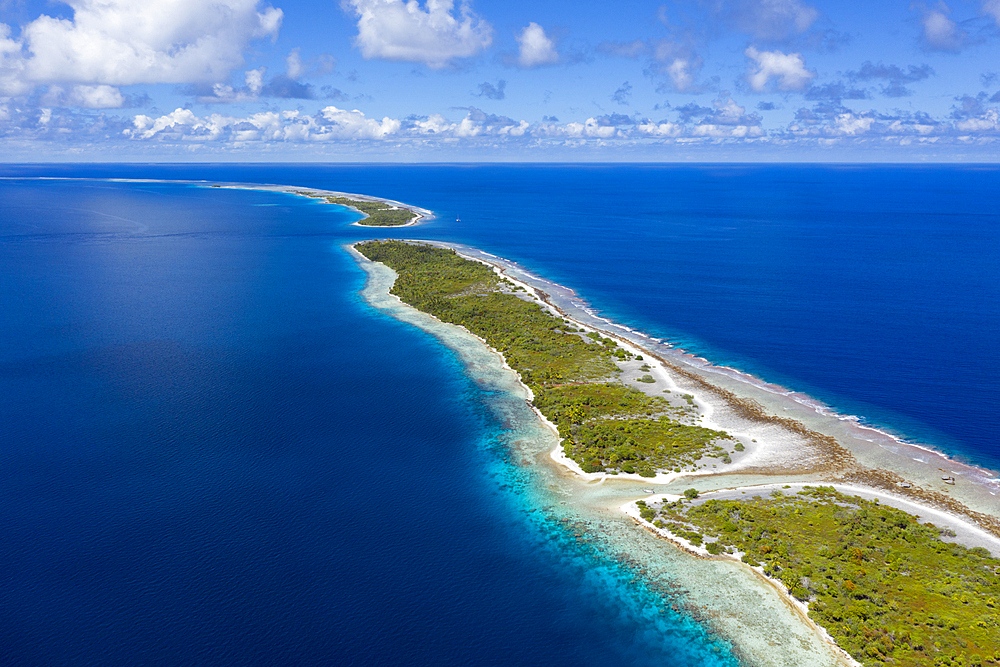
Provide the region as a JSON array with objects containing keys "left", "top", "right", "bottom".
[
  {"left": 414, "top": 241, "right": 1000, "bottom": 538},
  {"left": 349, "top": 243, "right": 889, "bottom": 666},
  {"left": 214, "top": 183, "right": 434, "bottom": 227}
]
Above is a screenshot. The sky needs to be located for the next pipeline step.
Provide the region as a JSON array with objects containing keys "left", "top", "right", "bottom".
[{"left": 2, "top": 0, "right": 1000, "bottom": 161}]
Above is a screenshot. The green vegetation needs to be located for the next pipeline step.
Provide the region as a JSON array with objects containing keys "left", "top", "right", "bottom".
[
  {"left": 293, "top": 191, "right": 416, "bottom": 226},
  {"left": 648, "top": 486, "right": 1000, "bottom": 667},
  {"left": 356, "top": 240, "right": 732, "bottom": 476}
]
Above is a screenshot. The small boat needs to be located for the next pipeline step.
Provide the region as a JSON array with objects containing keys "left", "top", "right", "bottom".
[{"left": 643, "top": 489, "right": 655, "bottom": 493}]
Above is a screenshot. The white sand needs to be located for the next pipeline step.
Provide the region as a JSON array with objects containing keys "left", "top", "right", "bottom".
[
  {"left": 216, "top": 183, "right": 433, "bottom": 227},
  {"left": 349, "top": 241, "right": 1000, "bottom": 667}
]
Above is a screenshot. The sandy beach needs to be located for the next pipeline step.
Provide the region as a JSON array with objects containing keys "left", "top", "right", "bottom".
[
  {"left": 214, "top": 183, "right": 434, "bottom": 227},
  {"left": 419, "top": 241, "right": 1000, "bottom": 528},
  {"left": 349, "top": 237, "right": 1000, "bottom": 666}
]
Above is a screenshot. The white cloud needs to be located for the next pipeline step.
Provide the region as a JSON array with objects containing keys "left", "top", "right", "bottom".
[
  {"left": 67, "top": 84, "right": 126, "bottom": 108},
  {"left": 0, "top": 23, "right": 28, "bottom": 96},
  {"left": 832, "top": 112, "right": 874, "bottom": 135},
  {"left": 318, "top": 106, "right": 400, "bottom": 139},
  {"left": 37, "top": 83, "right": 126, "bottom": 108},
  {"left": 126, "top": 105, "right": 400, "bottom": 142},
  {"left": 693, "top": 123, "right": 765, "bottom": 138},
  {"left": 956, "top": 108, "right": 1000, "bottom": 132},
  {"left": 517, "top": 22, "right": 558, "bottom": 67},
  {"left": 245, "top": 68, "right": 266, "bottom": 94},
  {"left": 557, "top": 118, "right": 620, "bottom": 139},
  {"left": 286, "top": 48, "right": 304, "bottom": 79},
  {"left": 637, "top": 120, "right": 682, "bottom": 137},
  {"left": 914, "top": 3, "right": 965, "bottom": 51},
  {"left": 666, "top": 58, "right": 697, "bottom": 92},
  {"left": 344, "top": 0, "right": 492, "bottom": 69},
  {"left": 412, "top": 113, "right": 455, "bottom": 134},
  {"left": 711, "top": 94, "right": 748, "bottom": 124},
  {"left": 0, "top": 0, "right": 282, "bottom": 101},
  {"left": 745, "top": 46, "right": 815, "bottom": 91},
  {"left": 646, "top": 40, "right": 703, "bottom": 93}
]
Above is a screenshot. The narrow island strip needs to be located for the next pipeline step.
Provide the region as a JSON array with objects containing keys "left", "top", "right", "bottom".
[
  {"left": 352, "top": 239, "right": 1000, "bottom": 667},
  {"left": 210, "top": 183, "right": 431, "bottom": 226}
]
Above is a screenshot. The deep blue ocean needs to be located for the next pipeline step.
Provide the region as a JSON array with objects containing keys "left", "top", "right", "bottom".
[{"left": 1, "top": 164, "right": 997, "bottom": 666}]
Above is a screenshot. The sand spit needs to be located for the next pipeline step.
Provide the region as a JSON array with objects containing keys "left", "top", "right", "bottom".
[
  {"left": 349, "top": 243, "right": 911, "bottom": 666},
  {"left": 404, "top": 240, "right": 999, "bottom": 541},
  {"left": 212, "top": 183, "right": 434, "bottom": 227},
  {"left": 6, "top": 177, "right": 436, "bottom": 228}
]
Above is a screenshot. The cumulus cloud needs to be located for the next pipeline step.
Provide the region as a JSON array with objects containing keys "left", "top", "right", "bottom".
[
  {"left": 956, "top": 107, "right": 1000, "bottom": 132},
  {"left": 0, "top": 0, "right": 281, "bottom": 103},
  {"left": 688, "top": 92, "right": 764, "bottom": 137},
  {"left": 707, "top": 92, "right": 761, "bottom": 126},
  {"left": 65, "top": 84, "right": 126, "bottom": 108},
  {"left": 785, "top": 109, "right": 877, "bottom": 137},
  {"left": 19, "top": 0, "right": 279, "bottom": 86},
  {"left": 343, "top": 0, "right": 492, "bottom": 69},
  {"left": 193, "top": 66, "right": 317, "bottom": 103},
  {"left": 745, "top": 46, "right": 815, "bottom": 91},
  {"left": 126, "top": 105, "right": 400, "bottom": 141},
  {"left": 913, "top": 3, "right": 966, "bottom": 52},
  {"left": 645, "top": 40, "right": 704, "bottom": 93},
  {"left": 407, "top": 107, "right": 528, "bottom": 137},
  {"left": 38, "top": 84, "right": 128, "bottom": 108},
  {"left": 601, "top": 37, "right": 705, "bottom": 93},
  {"left": 516, "top": 22, "right": 558, "bottom": 67},
  {"left": 286, "top": 49, "right": 304, "bottom": 79}
]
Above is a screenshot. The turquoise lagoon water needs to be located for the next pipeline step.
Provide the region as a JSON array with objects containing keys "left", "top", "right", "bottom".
[{"left": 1, "top": 164, "right": 998, "bottom": 665}]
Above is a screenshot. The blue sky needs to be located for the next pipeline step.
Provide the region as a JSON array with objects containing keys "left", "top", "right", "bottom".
[{"left": 2, "top": 0, "right": 1000, "bottom": 160}]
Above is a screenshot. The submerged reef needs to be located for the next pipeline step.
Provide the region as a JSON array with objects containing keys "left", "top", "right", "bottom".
[
  {"left": 644, "top": 486, "right": 1000, "bottom": 666},
  {"left": 355, "top": 239, "right": 737, "bottom": 477}
]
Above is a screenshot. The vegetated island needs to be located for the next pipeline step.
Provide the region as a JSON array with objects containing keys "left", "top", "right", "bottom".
[
  {"left": 208, "top": 183, "right": 429, "bottom": 226},
  {"left": 355, "top": 239, "right": 738, "bottom": 477},
  {"left": 637, "top": 485, "right": 1000, "bottom": 667},
  {"left": 354, "top": 239, "right": 1000, "bottom": 667},
  {"left": 291, "top": 190, "right": 420, "bottom": 226}
]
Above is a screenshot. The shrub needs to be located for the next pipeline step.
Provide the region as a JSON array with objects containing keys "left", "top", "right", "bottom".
[{"left": 684, "top": 488, "right": 699, "bottom": 499}]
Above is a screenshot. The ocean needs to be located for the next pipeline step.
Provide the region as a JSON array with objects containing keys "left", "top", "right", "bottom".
[{"left": 0, "top": 164, "right": 997, "bottom": 665}]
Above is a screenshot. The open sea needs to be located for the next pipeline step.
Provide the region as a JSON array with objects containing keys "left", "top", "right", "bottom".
[{"left": 0, "top": 164, "right": 997, "bottom": 666}]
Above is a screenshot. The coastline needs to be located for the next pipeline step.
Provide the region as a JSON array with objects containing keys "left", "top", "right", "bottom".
[
  {"left": 212, "top": 183, "right": 433, "bottom": 227},
  {"left": 0, "top": 176, "right": 435, "bottom": 228},
  {"left": 408, "top": 240, "right": 1000, "bottom": 535},
  {"left": 348, "top": 242, "right": 859, "bottom": 666},
  {"left": 349, "top": 238, "right": 1000, "bottom": 666}
]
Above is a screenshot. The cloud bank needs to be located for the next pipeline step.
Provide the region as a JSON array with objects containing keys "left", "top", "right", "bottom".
[
  {"left": 0, "top": 0, "right": 282, "bottom": 103},
  {"left": 343, "top": 0, "right": 493, "bottom": 68}
]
